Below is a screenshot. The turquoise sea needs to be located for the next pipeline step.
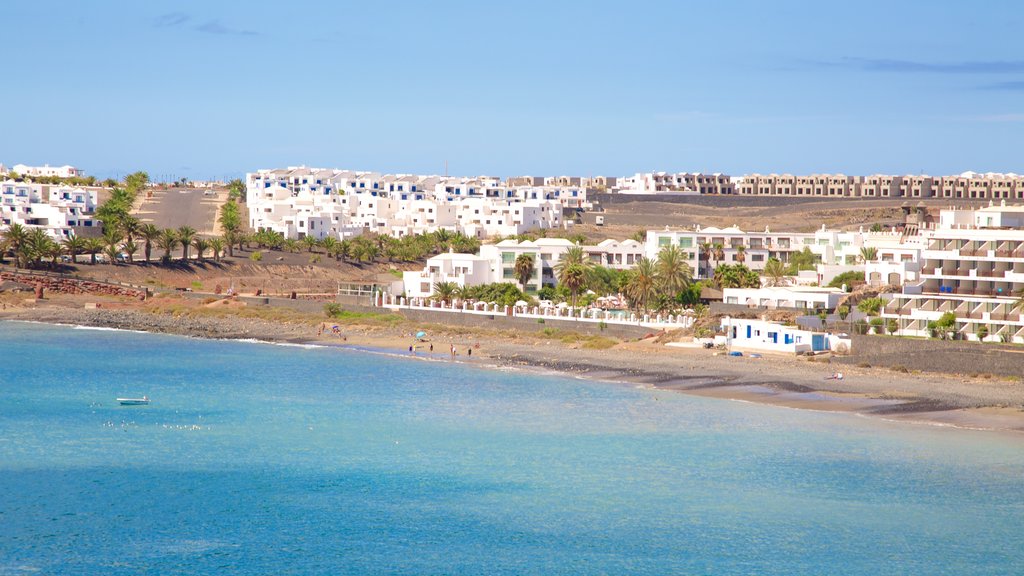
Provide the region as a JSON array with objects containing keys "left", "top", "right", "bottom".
[{"left": 1, "top": 321, "right": 1024, "bottom": 575}]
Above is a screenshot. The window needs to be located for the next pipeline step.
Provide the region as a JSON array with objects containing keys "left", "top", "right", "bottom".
[
  {"left": 502, "top": 252, "right": 514, "bottom": 263},
  {"left": 678, "top": 237, "right": 693, "bottom": 248},
  {"left": 658, "top": 237, "right": 671, "bottom": 247}
]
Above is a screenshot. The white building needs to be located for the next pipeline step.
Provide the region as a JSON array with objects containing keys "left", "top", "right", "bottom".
[
  {"left": 0, "top": 181, "right": 99, "bottom": 239},
  {"left": 722, "top": 286, "right": 846, "bottom": 311},
  {"left": 10, "top": 164, "right": 84, "bottom": 179},
  {"left": 246, "top": 167, "right": 565, "bottom": 241},
  {"left": 719, "top": 317, "right": 850, "bottom": 355},
  {"left": 878, "top": 202, "right": 1024, "bottom": 342},
  {"left": 402, "top": 252, "right": 496, "bottom": 298}
]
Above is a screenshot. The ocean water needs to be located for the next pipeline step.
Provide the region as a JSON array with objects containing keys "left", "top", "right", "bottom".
[{"left": 1, "top": 321, "right": 1024, "bottom": 575}]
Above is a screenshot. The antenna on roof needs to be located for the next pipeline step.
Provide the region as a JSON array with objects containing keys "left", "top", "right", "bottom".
[{"left": 444, "top": 160, "right": 448, "bottom": 178}]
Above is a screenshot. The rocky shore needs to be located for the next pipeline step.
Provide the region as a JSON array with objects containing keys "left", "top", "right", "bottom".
[{"left": 5, "top": 298, "right": 1024, "bottom": 434}]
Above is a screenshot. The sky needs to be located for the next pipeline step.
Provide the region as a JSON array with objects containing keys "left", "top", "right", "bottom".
[{"left": 3, "top": 0, "right": 1023, "bottom": 181}]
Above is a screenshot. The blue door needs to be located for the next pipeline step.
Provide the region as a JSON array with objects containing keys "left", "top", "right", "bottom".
[{"left": 811, "top": 334, "right": 827, "bottom": 351}]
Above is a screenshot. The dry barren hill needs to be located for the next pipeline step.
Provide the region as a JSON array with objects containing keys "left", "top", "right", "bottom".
[
  {"left": 65, "top": 253, "right": 419, "bottom": 295},
  {"left": 572, "top": 196, "right": 981, "bottom": 241}
]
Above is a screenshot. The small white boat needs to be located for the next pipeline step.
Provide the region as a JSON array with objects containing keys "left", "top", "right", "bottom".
[{"left": 117, "top": 396, "right": 150, "bottom": 406}]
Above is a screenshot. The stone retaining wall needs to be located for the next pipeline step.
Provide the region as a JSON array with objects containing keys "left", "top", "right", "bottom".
[
  {"left": 0, "top": 271, "right": 148, "bottom": 300},
  {"left": 834, "top": 333, "right": 1024, "bottom": 379}
]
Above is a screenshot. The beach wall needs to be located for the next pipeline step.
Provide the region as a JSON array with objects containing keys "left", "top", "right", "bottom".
[
  {"left": 395, "top": 308, "right": 653, "bottom": 340},
  {"left": 0, "top": 270, "right": 148, "bottom": 299},
  {"left": 837, "top": 334, "right": 1024, "bottom": 378}
]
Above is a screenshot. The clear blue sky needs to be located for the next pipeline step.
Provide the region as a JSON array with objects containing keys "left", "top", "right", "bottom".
[{"left": 4, "top": 0, "right": 1023, "bottom": 181}]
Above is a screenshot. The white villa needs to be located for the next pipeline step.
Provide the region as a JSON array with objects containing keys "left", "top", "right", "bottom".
[{"left": 402, "top": 252, "right": 495, "bottom": 298}]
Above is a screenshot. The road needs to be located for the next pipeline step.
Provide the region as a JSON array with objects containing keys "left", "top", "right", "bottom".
[{"left": 134, "top": 188, "right": 227, "bottom": 235}]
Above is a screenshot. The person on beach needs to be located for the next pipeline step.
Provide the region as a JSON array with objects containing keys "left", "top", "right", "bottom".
[
  {"left": 467, "top": 348, "right": 472, "bottom": 357},
  {"left": 429, "top": 343, "right": 433, "bottom": 352},
  {"left": 450, "top": 344, "right": 456, "bottom": 358}
]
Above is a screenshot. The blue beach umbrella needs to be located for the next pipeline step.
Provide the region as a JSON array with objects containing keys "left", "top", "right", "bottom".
[{"left": 415, "top": 331, "right": 427, "bottom": 340}]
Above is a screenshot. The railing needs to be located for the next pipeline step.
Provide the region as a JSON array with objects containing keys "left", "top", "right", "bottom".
[{"left": 376, "top": 294, "right": 696, "bottom": 330}]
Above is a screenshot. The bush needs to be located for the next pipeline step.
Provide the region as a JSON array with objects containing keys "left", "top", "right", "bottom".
[
  {"left": 827, "top": 271, "right": 865, "bottom": 291},
  {"left": 857, "top": 297, "right": 886, "bottom": 316},
  {"left": 886, "top": 318, "right": 899, "bottom": 335},
  {"left": 250, "top": 251, "right": 263, "bottom": 262}
]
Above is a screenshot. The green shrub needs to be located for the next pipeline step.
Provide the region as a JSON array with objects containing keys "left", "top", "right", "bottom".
[{"left": 250, "top": 251, "right": 263, "bottom": 262}]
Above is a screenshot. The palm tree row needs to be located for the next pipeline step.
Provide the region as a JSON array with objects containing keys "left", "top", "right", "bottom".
[
  {"left": 235, "top": 228, "right": 480, "bottom": 266},
  {"left": 622, "top": 245, "right": 694, "bottom": 314},
  {"left": 0, "top": 222, "right": 228, "bottom": 269}
]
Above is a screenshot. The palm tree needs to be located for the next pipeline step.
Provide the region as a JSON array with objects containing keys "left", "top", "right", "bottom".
[
  {"left": 102, "top": 229, "right": 123, "bottom": 265},
  {"left": 712, "top": 243, "right": 725, "bottom": 267},
  {"left": 44, "top": 240, "right": 63, "bottom": 269},
  {"left": 84, "top": 237, "right": 105, "bottom": 265},
  {"left": 554, "top": 246, "right": 592, "bottom": 310},
  {"left": 139, "top": 223, "right": 161, "bottom": 263},
  {"left": 432, "top": 280, "right": 458, "bottom": 302},
  {"left": 337, "top": 239, "right": 351, "bottom": 262},
  {"left": 157, "top": 229, "right": 179, "bottom": 263},
  {"left": 62, "top": 234, "right": 86, "bottom": 265},
  {"left": 3, "top": 223, "right": 29, "bottom": 268},
  {"left": 320, "top": 237, "right": 339, "bottom": 259},
  {"left": 514, "top": 253, "right": 536, "bottom": 292},
  {"left": 734, "top": 245, "right": 746, "bottom": 264},
  {"left": 193, "top": 237, "right": 209, "bottom": 262},
  {"left": 121, "top": 216, "right": 141, "bottom": 243},
  {"left": 859, "top": 246, "right": 878, "bottom": 263},
  {"left": 208, "top": 237, "right": 225, "bottom": 262},
  {"left": 762, "top": 258, "right": 788, "bottom": 287},
  {"left": 655, "top": 245, "right": 692, "bottom": 297},
  {"left": 24, "top": 227, "right": 49, "bottom": 268},
  {"left": 625, "top": 257, "right": 658, "bottom": 314},
  {"left": 177, "top": 226, "right": 196, "bottom": 261},
  {"left": 301, "top": 235, "right": 318, "bottom": 253},
  {"left": 121, "top": 239, "right": 139, "bottom": 264}
]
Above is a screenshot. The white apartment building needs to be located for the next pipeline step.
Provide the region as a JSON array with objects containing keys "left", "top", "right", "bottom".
[
  {"left": 0, "top": 181, "right": 99, "bottom": 239},
  {"left": 11, "top": 164, "right": 84, "bottom": 179},
  {"left": 878, "top": 202, "right": 1024, "bottom": 342},
  {"left": 644, "top": 226, "right": 866, "bottom": 280},
  {"left": 617, "top": 172, "right": 734, "bottom": 195},
  {"left": 247, "top": 168, "right": 566, "bottom": 241}
]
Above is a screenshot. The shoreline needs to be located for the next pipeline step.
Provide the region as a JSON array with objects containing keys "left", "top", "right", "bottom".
[{"left": 4, "top": 298, "right": 1024, "bottom": 435}]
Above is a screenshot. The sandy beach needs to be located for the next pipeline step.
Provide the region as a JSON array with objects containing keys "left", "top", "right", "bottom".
[{"left": 4, "top": 293, "right": 1024, "bottom": 435}]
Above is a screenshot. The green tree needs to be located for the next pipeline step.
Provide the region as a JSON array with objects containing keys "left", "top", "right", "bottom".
[
  {"left": 886, "top": 318, "right": 899, "bottom": 336},
  {"left": 61, "top": 234, "right": 86, "bottom": 265},
  {"left": 158, "top": 229, "right": 179, "bottom": 263},
  {"left": 554, "top": 246, "right": 593, "bottom": 309},
  {"left": 856, "top": 297, "right": 886, "bottom": 316},
  {"left": 859, "top": 246, "right": 878, "bottom": 263},
  {"left": 514, "top": 253, "right": 536, "bottom": 292},
  {"left": 624, "top": 257, "right": 658, "bottom": 314},
  {"left": 762, "top": 258, "right": 787, "bottom": 287},
  {"left": 227, "top": 178, "right": 245, "bottom": 200},
  {"left": 655, "top": 245, "right": 692, "bottom": 297},
  {"left": 828, "top": 271, "right": 866, "bottom": 290},
  {"left": 2, "top": 223, "right": 29, "bottom": 268},
  {"left": 121, "top": 238, "right": 138, "bottom": 263},
  {"left": 432, "top": 281, "right": 458, "bottom": 302},
  {"left": 193, "top": 237, "right": 209, "bottom": 262},
  {"left": 786, "top": 247, "right": 819, "bottom": 274},
  {"left": 177, "top": 226, "right": 196, "bottom": 261},
  {"left": 84, "top": 237, "right": 105, "bottom": 265},
  {"left": 208, "top": 237, "right": 225, "bottom": 262},
  {"left": 139, "top": 223, "right": 161, "bottom": 262}
]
